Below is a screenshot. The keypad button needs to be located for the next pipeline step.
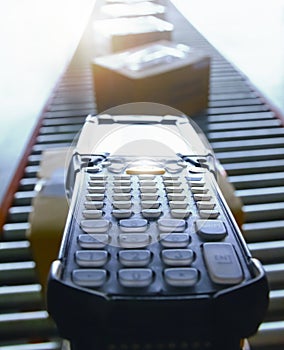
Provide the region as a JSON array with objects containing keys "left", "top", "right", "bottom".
[
  {"left": 165, "top": 161, "right": 186, "bottom": 173},
  {"left": 191, "top": 187, "right": 209, "bottom": 194},
  {"left": 158, "top": 219, "right": 186, "bottom": 233},
  {"left": 138, "top": 175, "right": 156, "bottom": 180},
  {"left": 88, "top": 180, "right": 107, "bottom": 187},
  {"left": 160, "top": 233, "right": 190, "bottom": 248},
  {"left": 81, "top": 219, "right": 110, "bottom": 234},
  {"left": 118, "top": 268, "right": 153, "bottom": 287},
  {"left": 84, "top": 201, "right": 104, "bottom": 210},
  {"left": 171, "top": 209, "right": 191, "bottom": 219},
  {"left": 169, "top": 201, "right": 188, "bottom": 209},
  {"left": 113, "top": 186, "right": 132, "bottom": 193},
  {"left": 108, "top": 164, "right": 125, "bottom": 173},
  {"left": 90, "top": 175, "right": 108, "bottom": 181},
  {"left": 162, "top": 249, "right": 194, "bottom": 266},
  {"left": 186, "top": 175, "right": 203, "bottom": 182},
  {"left": 86, "top": 166, "right": 101, "bottom": 174},
  {"left": 78, "top": 234, "right": 109, "bottom": 249},
  {"left": 127, "top": 166, "right": 164, "bottom": 175},
  {"left": 75, "top": 250, "right": 108, "bottom": 267},
  {"left": 167, "top": 194, "right": 186, "bottom": 201},
  {"left": 113, "top": 193, "right": 131, "bottom": 201},
  {"left": 139, "top": 186, "right": 158, "bottom": 193},
  {"left": 113, "top": 201, "right": 132, "bottom": 209},
  {"left": 203, "top": 243, "right": 243, "bottom": 284},
  {"left": 119, "top": 234, "right": 150, "bottom": 248},
  {"left": 119, "top": 219, "right": 148, "bottom": 232},
  {"left": 85, "top": 194, "right": 105, "bottom": 201},
  {"left": 119, "top": 250, "right": 151, "bottom": 267},
  {"left": 193, "top": 194, "right": 212, "bottom": 201},
  {"left": 114, "top": 175, "right": 131, "bottom": 180},
  {"left": 164, "top": 268, "right": 198, "bottom": 287},
  {"left": 87, "top": 186, "right": 106, "bottom": 194},
  {"left": 188, "top": 181, "right": 205, "bottom": 187},
  {"left": 196, "top": 201, "right": 216, "bottom": 210},
  {"left": 163, "top": 180, "right": 182, "bottom": 187},
  {"left": 72, "top": 269, "right": 106, "bottom": 287},
  {"left": 82, "top": 210, "right": 103, "bottom": 219},
  {"left": 141, "top": 201, "right": 160, "bottom": 209},
  {"left": 141, "top": 193, "right": 159, "bottom": 201},
  {"left": 112, "top": 209, "right": 132, "bottom": 219},
  {"left": 165, "top": 187, "right": 183, "bottom": 193},
  {"left": 142, "top": 208, "right": 162, "bottom": 219},
  {"left": 139, "top": 180, "right": 157, "bottom": 187},
  {"left": 163, "top": 175, "right": 179, "bottom": 181},
  {"left": 113, "top": 180, "right": 132, "bottom": 187},
  {"left": 195, "top": 220, "right": 227, "bottom": 241},
  {"left": 199, "top": 210, "right": 220, "bottom": 219}
]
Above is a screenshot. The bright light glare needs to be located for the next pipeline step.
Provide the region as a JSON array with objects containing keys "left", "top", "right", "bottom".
[
  {"left": 0, "top": 0, "right": 95, "bottom": 123},
  {"left": 0, "top": 0, "right": 95, "bottom": 202},
  {"left": 93, "top": 16, "right": 173, "bottom": 36},
  {"left": 92, "top": 124, "right": 192, "bottom": 156},
  {"left": 101, "top": 2, "right": 165, "bottom": 18}
]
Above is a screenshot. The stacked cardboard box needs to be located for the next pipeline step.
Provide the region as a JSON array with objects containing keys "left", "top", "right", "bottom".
[{"left": 93, "top": 40, "right": 210, "bottom": 116}]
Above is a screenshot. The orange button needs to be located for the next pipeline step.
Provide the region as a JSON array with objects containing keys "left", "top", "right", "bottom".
[{"left": 126, "top": 166, "right": 165, "bottom": 175}]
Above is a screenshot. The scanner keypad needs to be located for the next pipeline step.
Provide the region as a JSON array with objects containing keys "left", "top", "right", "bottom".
[{"left": 70, "top": 165, "right": 244, "bottom": 292}]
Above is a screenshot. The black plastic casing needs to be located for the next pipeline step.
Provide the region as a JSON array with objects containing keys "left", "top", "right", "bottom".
[
  {"left": 48, "top": 258, "right": 268, "bottom": 349},
  {"left": 47, "top": 165, "right": 269, "bottom": 350},
  {"left": 47, "top": 114, "right": 269, "bottom": 350}
]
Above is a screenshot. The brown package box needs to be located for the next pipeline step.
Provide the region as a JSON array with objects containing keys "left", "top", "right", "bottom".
[
  {"left": 92, "top": 40, "right": 210, "bottom": 116},
  {"left": 92, "top": 16, "right": 173, "bottom": 55},
  {"left": 27, "top": 148, "right": 71, "bottom": 292}
]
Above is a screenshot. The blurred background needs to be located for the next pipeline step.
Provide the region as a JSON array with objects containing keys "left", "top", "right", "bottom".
[
  {"left": 0, "top": 0, "right": 284, "bottom": 202},
  {"left": 0, "top": 0, "right": 95, "bottom": 204},
  {"left": 173, "top": 0, "right": 284, "bottom": 114}
]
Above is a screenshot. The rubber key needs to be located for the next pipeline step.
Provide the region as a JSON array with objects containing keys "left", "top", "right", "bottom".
[
  {"left": 119, "top": 219, "right": 148, "bottom": 232},
  {"left": 75, "top": 250, "right": 108, "bottom": 267},
  {"left": 119, "top": 250, "right": 151, "bottom": 267},
  {"left": 164, "top": 268, "right": 198, "bottom": 287},
  {"left": 162, "top": 249, "right": 194, "bottom": 266},
  {"left": 119, "top": 234, "right": 150, "bottom": 248},
  {"left": 72, "top": 269, "right": 106, "bottom": 287},
  {"left": 118, "top": 268, "right": 153, "bottom": 287},
  {"left": 81, "top": 219, "right": 110, "bottom": 233},
  {"left": 78, "top": 234, "right": 109, "bottom": 249},
  {"left": 160, "top": 233, "right": 190, "bottom": 248},
  {"left": 195, "top": 220, "right": 227, "bottom": 241},
  {"left": 158, "top": 219, "right": 186, "bottom": 232},
  {"left": 203, "top": 242, "right": 243, "bottom": 284}
]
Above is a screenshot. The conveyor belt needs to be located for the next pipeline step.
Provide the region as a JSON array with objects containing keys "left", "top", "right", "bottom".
[{"left": 1, "top": 1, "right": 284, "bottom": 349}]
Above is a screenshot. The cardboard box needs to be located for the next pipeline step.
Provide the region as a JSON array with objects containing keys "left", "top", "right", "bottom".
[
  {"left": 92, "top": 16, "right": 173, "bottom": 55},
  {"left": 92, "top": 40, "right": 210, "bottom": 116},
  {"left": 27, "top": 148, "right": 71, "bottom": 292}
]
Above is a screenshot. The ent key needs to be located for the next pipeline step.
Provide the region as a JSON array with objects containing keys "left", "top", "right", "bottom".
[{"left": 203, "top": 243, "right": 243, "bottom": 285}]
